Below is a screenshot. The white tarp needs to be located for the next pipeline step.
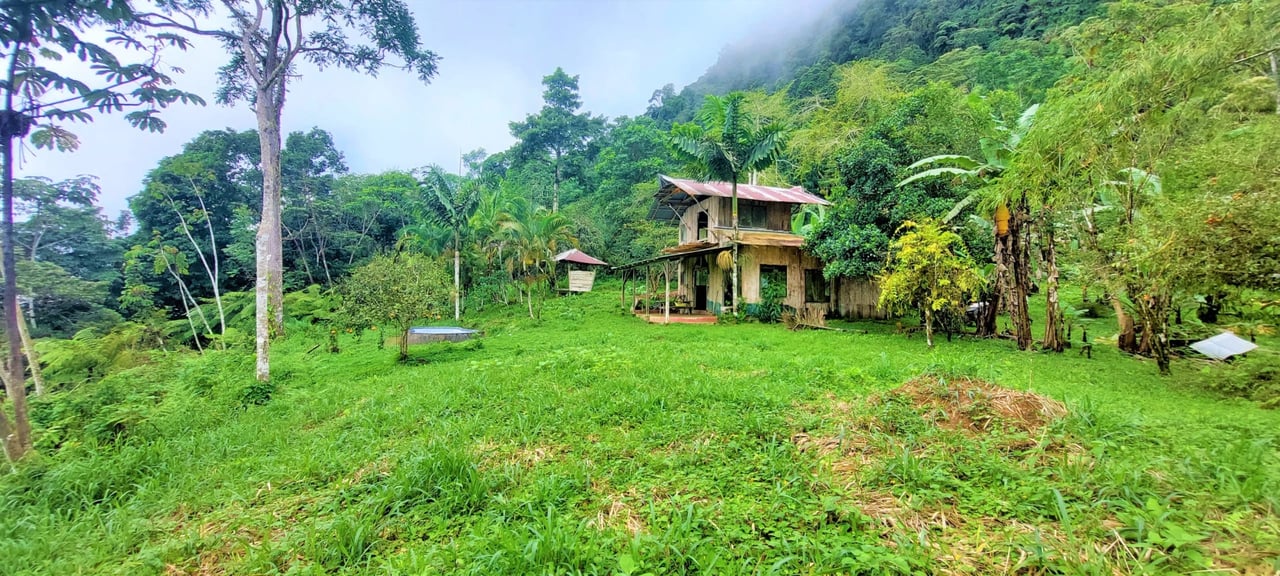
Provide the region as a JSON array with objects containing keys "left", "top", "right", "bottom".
[{"left": 1190, "top": 332, "right": 1257, "bottom": 360}]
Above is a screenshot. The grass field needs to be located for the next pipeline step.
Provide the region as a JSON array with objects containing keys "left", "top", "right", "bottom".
[{"left": 4, "top": 286, "right": 1279, "bottom": 575}]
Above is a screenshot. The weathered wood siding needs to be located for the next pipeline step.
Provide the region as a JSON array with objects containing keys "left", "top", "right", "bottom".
[
  {"left": 678, "top": 198, "right": 726, "bottom": 243},
  {"left": 767, "top": 203, "right": 790, "bottom": 231},
  {"left": 833, "top": 278, "right": 888, "bottom": 319},
  {"left": 739, "top": 245, "right": 830, "bottom": 312}
]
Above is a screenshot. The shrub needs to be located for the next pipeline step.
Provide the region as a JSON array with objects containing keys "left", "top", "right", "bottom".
[{"left": 339, "top": 252, "right": 452, "bottom": 360}]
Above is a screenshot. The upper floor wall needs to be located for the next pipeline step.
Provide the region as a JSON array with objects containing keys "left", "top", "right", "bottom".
[{"left": 678, "top": 197, "right": 794, "bottom": 244}]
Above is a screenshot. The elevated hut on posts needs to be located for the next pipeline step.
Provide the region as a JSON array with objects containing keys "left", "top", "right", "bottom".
[{"left": 554, "top": 248, "right": 608, "bottom": 292}]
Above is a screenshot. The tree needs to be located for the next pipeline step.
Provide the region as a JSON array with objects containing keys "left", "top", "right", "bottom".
[
  {"left": 1, "top": 0, "right": 200, "bottom": 460},
  {"left": 281, "top": 128, "right": 348, "bottom": 287},
  {"left": 669, "top": 92, "right": 787, "bottom": 315},
  {"left": 130, "top": 129, "right": 261, "bottom": 302},
  {"left": 1005, "top": 0, "right": 1280, "bottom": 373},
  {"left": 341, "top": 252, "right": 450, "bottom": 360},
  {"left": 898, "top": 103, "right": 1038, "bottom": 345},
  {"left": 877, "top": 220, "right": 981, "bottom": 347},
  {"left": 498, "top": 199, "right": 577, "bottom": 319},
  {"left": 509, "top": 68, "right": 602, "bottom": 212},
  {"left": 419, "top": 167, "right": 479, "bottom": 321},
  {"left": 135, "top": 0, "right": 440, "bottom": 382}
]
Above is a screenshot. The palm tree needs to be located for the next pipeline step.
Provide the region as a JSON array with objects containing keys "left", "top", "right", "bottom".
[
  {"left": 669, "top": 92, "right": 787, "bottom": 316},
  {"left": 420, "top": 167, "right": 479, "bottom": 321},
  {"left": 498, "top": 199, "right": 576, "bottom": 319}
]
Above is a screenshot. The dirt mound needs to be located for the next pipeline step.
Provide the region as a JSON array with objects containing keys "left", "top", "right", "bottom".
[{"left": 889, "top": 376, "right": 1066, "bottom": 434}]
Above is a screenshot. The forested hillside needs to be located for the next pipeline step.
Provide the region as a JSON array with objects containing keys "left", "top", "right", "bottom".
[{"left": 646, "top": 0, "right": 1105, "bottom": 124}]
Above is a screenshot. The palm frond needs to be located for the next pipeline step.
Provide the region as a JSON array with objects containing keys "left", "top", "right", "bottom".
[
  {"left": 905, "top": 154, "right": 981, "bottom": 171},
  {"left": 943, "top": 193, "right": 979, "bottom": 223},
  {"left": 897, "top": 166, "right": 977, "bottom": 188},
  {"left": 744, "top": 122, "right": 787, "bottom": 171}
]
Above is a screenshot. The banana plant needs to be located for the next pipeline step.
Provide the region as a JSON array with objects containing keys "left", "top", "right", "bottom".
[{"left": 897, "top": 104, "right": 1040, "bottom": 223}]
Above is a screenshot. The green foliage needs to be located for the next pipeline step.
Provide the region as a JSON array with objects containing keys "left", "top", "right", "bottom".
[
  {"left": 878, "top": 220, "right": 981, "bottom": 344},
  {"left": 340, "top": 252, "right": 451, "bottom": 359},
  {"left": 683, "top": 0, "right": 1103, "bottom": 97},
  {"left": 668, "top": 92, "right": 787, "bottom": 184},
  {"left": 509, "top": 68, "right": 605, "bottom": 210}
]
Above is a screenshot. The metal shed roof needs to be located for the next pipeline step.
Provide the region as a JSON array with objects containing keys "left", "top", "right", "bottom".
[
  {"left": 1190, "top": 332, "right": 1258, "bottom": 360},
  {"left": 649, "top": 175, "right": 829, "bottom": 221},
  {"left": 554, "top": 248, "right": 608, "bottom": 266}
]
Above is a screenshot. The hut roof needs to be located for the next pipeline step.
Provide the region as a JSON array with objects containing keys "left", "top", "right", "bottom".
[{"left": 554, "top": 248, "right": 608, "bottom": 266}]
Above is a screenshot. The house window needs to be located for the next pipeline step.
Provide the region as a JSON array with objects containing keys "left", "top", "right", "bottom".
[
  {"left": 804, "top": 269, "right": 829, "bottom": 303},
  {"left": 697, "top": 212, "right": 709, "bottom": 240},
  {"left": 740, "top": 201, "right": 769, "bottom": 229},
  {"left": 761, "top": 265, "right": 788, "bottom": 300}
]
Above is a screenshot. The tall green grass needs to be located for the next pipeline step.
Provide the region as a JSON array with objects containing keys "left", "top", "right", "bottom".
[{"left": 2, "top": 286, "right": 1277, "bottom": 574}]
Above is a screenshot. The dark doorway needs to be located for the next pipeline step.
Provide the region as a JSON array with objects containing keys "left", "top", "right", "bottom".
[{"left": 694, "top": 259, "right": 709, "bottom": 310}]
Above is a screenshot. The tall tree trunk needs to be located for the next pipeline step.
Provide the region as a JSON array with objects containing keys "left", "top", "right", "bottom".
[
  {"left": 170, "top": 192, "right": 226, "bottom": 344},
  {"left": 1, "top": 135, "right": 31, "bottom": 459},
  {"left": 731, "top": 178, "right": 740, "bottom": 316},
  {"left": 994, "top": 198, "right": 1033, "bottom": 350},
  {"left": 1136, "top": 291, "right": 1172, "bottom": 375},
  {"left": 552, "top": 152, "right": 560, "bottom": 213},
  {"left": 924, "top": 307, "right": 934, "bottom": 347},
  {"left": 976, "top": 292, "right": 999, "bottom": 337},
  {"left": 1041, "top": 217, "right": 1065, "bottom": 352},
  {"left": 453, "top": 230, "right": 461, "bottom": 321},
  {"left": 1112, "top": 296, "right": 1139, "bottom": 353},
  {"left": 255, "top": 90, "right": 286, "bottom": 382},
  {"left": 16, "top": 305, "right": 42, "bottom": 396}
]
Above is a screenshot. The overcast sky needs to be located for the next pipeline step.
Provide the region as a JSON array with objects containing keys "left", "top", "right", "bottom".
[{"left": 14, "top": 0, "right": 832, "bottom": 217}]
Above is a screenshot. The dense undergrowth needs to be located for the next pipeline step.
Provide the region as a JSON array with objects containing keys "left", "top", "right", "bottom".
[{"left": 3, "top": 287, "right": 1278, "bottom": 574}]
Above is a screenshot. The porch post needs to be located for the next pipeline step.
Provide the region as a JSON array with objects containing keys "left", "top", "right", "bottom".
[{"left": 664, "top": 263, "right": 671, "bottom": 325}]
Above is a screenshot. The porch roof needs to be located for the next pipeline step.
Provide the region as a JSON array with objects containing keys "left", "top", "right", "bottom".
[{"left": 612, "top": 243, "right": 728, "bottom": 271}]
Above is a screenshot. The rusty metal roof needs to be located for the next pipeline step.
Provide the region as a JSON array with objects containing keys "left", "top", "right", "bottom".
[
  {"left": 662, "top": 175, "right": 829, "bottom": 205},
  {"left": 554, "top": 249, "right": 608, "bottom": 267},
  {"left": 649, "top": 175, "right": 829, "bottom": 222}
]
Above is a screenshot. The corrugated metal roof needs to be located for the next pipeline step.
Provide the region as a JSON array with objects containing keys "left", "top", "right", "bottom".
[
  {"left": 1190, "top": 332, "right": 1258, "bottom": 360},
  {"left": 660, "top": 175, "right": 830, "bottom": 206},
  {"left": 554, "top": 249, "right": 608, "bottom": 266}
]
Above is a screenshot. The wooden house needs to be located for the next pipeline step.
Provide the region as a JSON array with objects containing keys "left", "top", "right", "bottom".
[{"left": 617, "top": 175, "right": 886, "bottom": 319}]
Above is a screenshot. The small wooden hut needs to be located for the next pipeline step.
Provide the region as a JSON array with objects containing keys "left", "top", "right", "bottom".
[{"left": 554, "top": 249, "right": 608, "bottom": 292}]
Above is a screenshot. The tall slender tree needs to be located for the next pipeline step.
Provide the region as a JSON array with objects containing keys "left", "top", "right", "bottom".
[
  {"left": 135, "top": 0, "right": 440, "bottom": 382},
  {"left": 420, "top": 167, "right": 479, "bottom": 321},
  {"left": 1, "top": 0, "right": 200, "bottom": 460},
  {"left": 509, "top": 68, "right": 601, "bottom": 212},
  {"left": 669, "top": 93, "right": 787, "bottom": 315}
]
